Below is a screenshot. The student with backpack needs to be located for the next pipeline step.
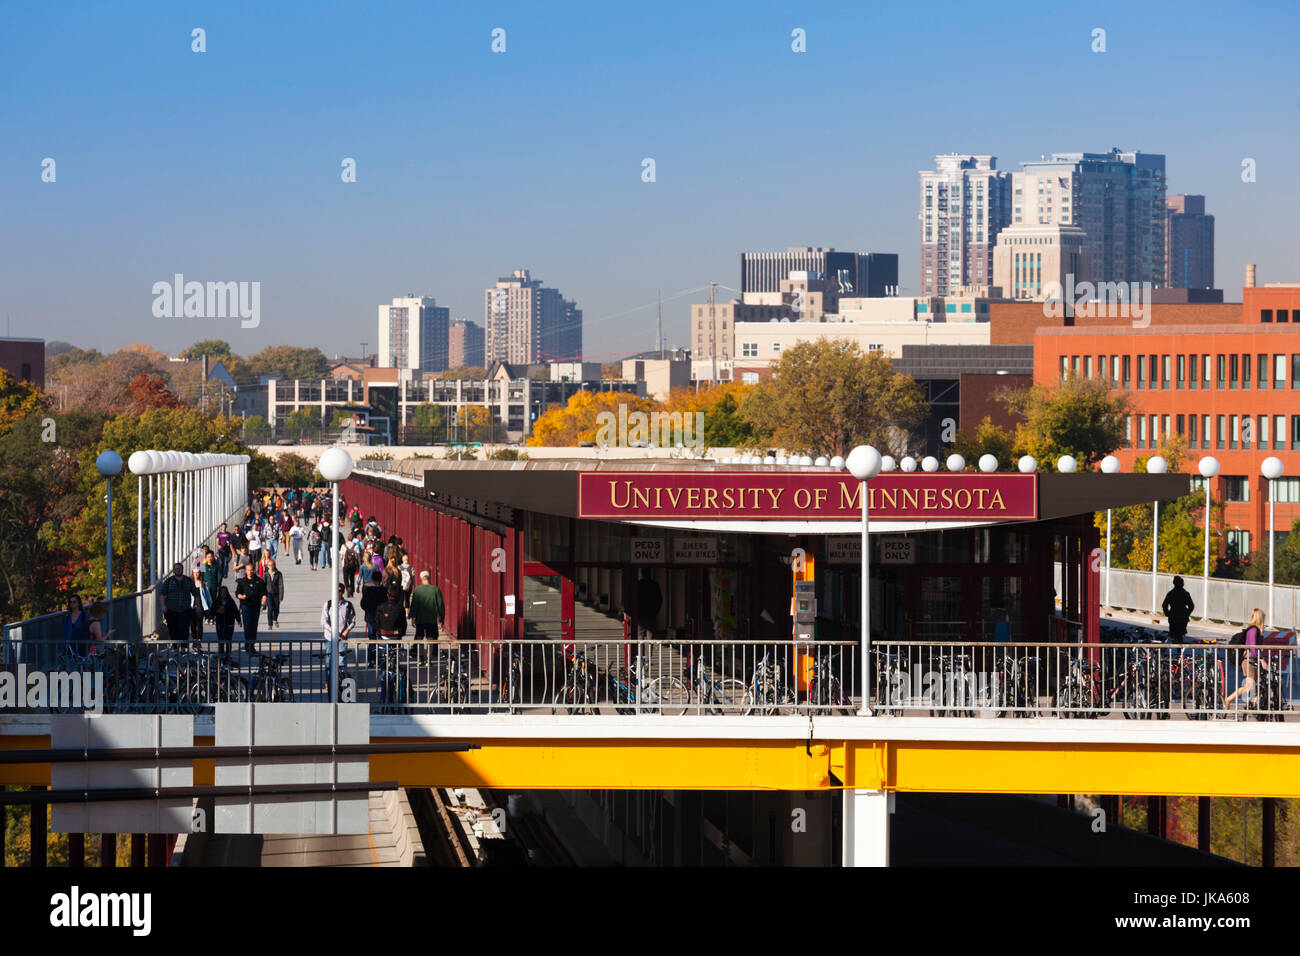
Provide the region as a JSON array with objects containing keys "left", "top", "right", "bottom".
[
  {"left": 307, "top": 524, "right": 323, "bottom": 569},
  {"left": 1224, "top": 608, "right": 1266, "bottom": 708},
  {"left": 376, "top": 583, "right": 407, "bottom": 640}
]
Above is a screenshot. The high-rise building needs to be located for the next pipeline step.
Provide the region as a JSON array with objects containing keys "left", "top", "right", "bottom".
[
  {"left": 484, "top": 269, "right": 582, "bottom": 365},
  {"left": 741, "top": 248, "right": 897, "bottom": 298},
  {"left": 1164, "top": 195, "right": 1215, "bottom": 289},
  {"left": 1014, "top": 149, "right": 1166, "bottom": 286},
  {"left": 918, "top": 156, "right": 1014, "bottom": 297},
  {"left": 991, "top": 224, "right": 1091, "bottom": 300},
  {"left": 448, "top": 318, "right": 485, "bottom": 368},
  {"left": 377, "top": 296, "right": 450, "bottom": 374}
]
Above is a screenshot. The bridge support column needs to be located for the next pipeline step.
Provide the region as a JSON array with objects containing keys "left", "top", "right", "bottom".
[{"left": 842, "top": 789, "right": 889, "bottom": 867}]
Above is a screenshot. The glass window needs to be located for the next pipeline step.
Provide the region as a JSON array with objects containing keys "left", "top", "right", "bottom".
[
  {"left": 1242, "top": 354, "right": 1251, "bottom": 389},
  {"left": 1176, "top": 354, "right": 1185, "bottom": 388},
  {"left": 1150, "top": 355, "right": 1160, "bottom": 388},
  {"left": 1271, "top": 477, "right": 1300, "bottom": 503},
  {"left": 1162, "top": 355, "right": 1170, "bottom": 388},
  {"left": 1224, "top": 476, "right": 1249, "bottom": 502},
  {"left": 1111, "top": 355, "right": 1120, "bottom": 384},
  {"left": 1085, "top": 356, "right": 1093, "bottom": 378},
  {"left": 1122, "top": 355, "right": 1131, "bottom": 387},
  {"left": 1137, "top": 356, "right": 1146, "bottom": 387},
  {"left": 1276, "top": 355, "right": 1286, "bottom": 388},
  {"left": 1138, "top": 415, "right": 1147, "bottom": 448},
  {"left": 1292, "top": 354, "right": 1300, "bottom": 388},
  {"left": 1229, "top": 354, "right": 1238, "bottom": 389},
  {"left": 1099, "top": 355, "right": 1108, "bottom": 381},
  {"left": 1189, "top": 354, "right": 1198, "bottom": 390},
  {"left": 1151, "top": 414, "right": 1159, "bottom": 447},
  {"left": 1204, "top": 355, "right": 1212, "bottom": 387},
  {"left": 1176, "top": 414, "right": 1184, "bottom": 435},
  {"left": 1226, "top": 530, "right": 1250, "bottom": 561},
  {"left": 1281, "top": 310, "right": 1291, "bottom": 324},
  {"left": 1276, "top": 415, "right": 1286, "bottom": 450},
  {"left": 1162, "top": 415, "right": 1170, "bottom": 441},
  {"left": 1189, "top": 415, "right": 1198, "bottom": 446},
  {"left": 1259, "top": 353, "right": 1268, "bottom": 388},
  {"left": 1260, "top": 415, "right": 1269, "bottom": 450},
  {"left": 1230, "top": 415, "right": 1238, "bottom": 450},
  {"left": 1059, "top": 356, "right": 1068, "bottom": 381},
  {"left": 1124, "top": 416, "right": 1132, "bottom": 449},
  {"left": 1216, "top": 354, "right": 1225, "bottom": 389},
  {"left": 1216, "top": 415, "right": 1225, "bottom": 450},
  {"left": 1293, "top": 416, "right": 1300, "bottom": 451},
  {"left": 1262, "top": 309, "right": 1273, "bottom": 323}
]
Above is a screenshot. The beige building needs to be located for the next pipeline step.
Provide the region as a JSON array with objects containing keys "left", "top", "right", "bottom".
[
  {"left": 622, "top": 358, "right": 691, "bottom": 401},
  {"left": 919, "top": 155, "right": 1014, "bottom": 296},
  {"left": 991, "top": 224, "right": 1090, "bottom": 301},
  {"left": 485, "top": 269, "right": 582, "bottom": 365}
]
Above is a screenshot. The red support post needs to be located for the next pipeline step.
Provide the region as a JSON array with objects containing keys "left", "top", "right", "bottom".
[
  {"left": 29, "top": 788, "right": 46, "bottom": 868},
  {"left": 101, "top": 834, "right": 117, "bottom": 867},
  {"left": 69, "top": 833, "right": 84, "bottom": 867},
  {"left": 131, "top": 834, "right": 145, "bottom": 868}
]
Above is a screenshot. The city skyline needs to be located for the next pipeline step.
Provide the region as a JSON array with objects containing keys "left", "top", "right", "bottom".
[{"left": 2, "top": 1, "right": 1297, "bottom": 360}]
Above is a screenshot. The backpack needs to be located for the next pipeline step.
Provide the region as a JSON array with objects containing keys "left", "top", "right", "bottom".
[
  {"left": 377, "top": 603, "right": 404, "bottom": 632},
  {"left": 1229, "top": 627, "right": 1253, "bottom": 646},
  {"left": 309, "top": 530, "right": 321, "bottom": 547}
]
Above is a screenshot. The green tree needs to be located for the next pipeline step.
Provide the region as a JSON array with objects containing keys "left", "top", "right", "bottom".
[
  {"left": 1008, "top": 375, "right": 1130, "bottom": 470},
  {"left": 282, "top": 408, "right": 321, "bottom": 430},
  {"left": 435, "top": 366, "right": 487, "bottom": 380},
  {"left": 276, "top": 452, "right": 316, "bottom": 488},
  {"left": 246, "top": 346, "right": 329, "bottom": 382},
  {"left": 1244, "top": 517, "right": 1300, "bottom": 586},
  {"left": 703, "top": 392, "right": 755, "bottom": 448},
  {"left": 181, "top": 339, "right": 236, "bottom": 361},
  {"left": 951, "top": 416, "right": 1020, "bottom": 467},
  {"left": 737, "top": 340, "right": 925, "bottom": 457},
  {"left": 245, "top": 449, "right": 278, "bottom": 488}
]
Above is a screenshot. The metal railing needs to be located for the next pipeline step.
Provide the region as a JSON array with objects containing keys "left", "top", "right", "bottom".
[
  {"left": 2, "top": 590, "right": 159, "bottom": 674},
  {"left": 2, "top": 634, "right": 1293, "bottom": 720}
]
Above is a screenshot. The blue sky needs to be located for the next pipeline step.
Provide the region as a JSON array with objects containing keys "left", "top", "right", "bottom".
[{"left": 1, "top": 0, "right": 1296, "bottom": 364}]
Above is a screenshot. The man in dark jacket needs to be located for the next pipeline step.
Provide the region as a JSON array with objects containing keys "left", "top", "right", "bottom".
[
  {"left": 159, "top": 562, "right": 198, "bottom": 645},
  {"left": 635, "top": 569, "right": 663, "bottom": 641},
  {"left": 236, "top": 570, "right": 267, "bottom": 653},
  {"left": 359, "top": 575, "right": 387, "bottom": 660},
  {"left": 1162, "top": 576, "right": 1195, "bottom": 641},
  {"left": 376, "top": 583, "right": 407, "bottom": 640},
  {"left": 200, "top": 551, "right": 221, "bottom": 608},
  {"left": 264, "top": 558, "right": 285, "bottom": 630}
]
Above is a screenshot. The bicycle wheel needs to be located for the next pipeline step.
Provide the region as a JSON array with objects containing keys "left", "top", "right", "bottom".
[
  {"left": 707, "top": 678, "right": 747, "bottom": 715},
  {"left": 647, "top": 676, "right": 689, "bottom": 716},
  {"left": 743, "top": 680, "right": 779, "bottom": 716}
]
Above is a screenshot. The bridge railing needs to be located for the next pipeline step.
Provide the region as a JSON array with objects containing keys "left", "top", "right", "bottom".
[
  {"left": 2, "top": 635, "right": 1293, "bottom": 720},
  {"left": 1, "top": 589, "right": 159, "bottom": 674}
]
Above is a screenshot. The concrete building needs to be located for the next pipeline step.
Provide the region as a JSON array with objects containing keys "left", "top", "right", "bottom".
[
  {"left": 1014, "top": 149, "right": 1166, "bottom": 287},
  {"left": 1165, "top": 195, "right": 1215, "bottom": 290},
  {"left": 690, "top": 300, "right": 786, "bottom": 372},
  {"left": 0, "top": 337, "right": 44, "bottom": 387},
  {"left": 991, "top": 224, "right": 1091, "bottom": 300},
  {"left": 919, "top": 155, "right": 1014, "bottom": 296},
  {"left": 377, "top": 296, "right": 450, "bottom": 375},
  {"left": 741, "top": 248, "right": 898, "bottom": 298},
  {"left": 448, "top": 318, "right": 485, "bottom": 368},
  {"left": 621, "top": 358, "right": 691, "bottom": 402},
  {"left": 485, "top": 269, "right": 583, "bottom": 365}
]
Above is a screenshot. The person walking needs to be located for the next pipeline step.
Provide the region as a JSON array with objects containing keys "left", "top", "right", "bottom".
[
  {"left": 233, "top": 543, "right": 252, "bottom": 581},
  {"left": 211, "top": 585, "right": 238, "bottom": 658},
  {"left": 247, "top": 523, "right": 262, "bottom": 562},
  {"left": 62, "top": 594, "right": 91, "bottom": 656},
  {"left": 360, "top": 573, "right": 387, "bottom": 656},
  {"left": 236, "top": 569, "right": 267, "bottom": 654},
  {"left": 216, "top": 522, "right": 232, "bottom": 580},
  {"left": 1161, "top": 576, "right": 1196, "bottom": 642},
  {"left": 376, "top": 583, "right": 408, "bottom": 648},
  {"left": 201, "top": 550, "right": 221, "bottom": 604},
  {"left": 190, "top": 568, "right": 209, "bottom": 648},
  {"left": 289, "top": 519, "right": 305, "bottom": 565},
  {"left": 342, "top": 546, "right": 360, "bottom": 598},
  {"left": 1225, "top": 608, "right": 1267, "bottom": 707},
  {"left": 86, "top": 601, "right": 114, "bottom": 654},
  {"left": 159, "top": 562, "right": 198, "bottom": 646},
  {"left": 410, "top": 570, "right": 445, "bottom": 644},
  {"left": 319, "top": 517, "right": 333, "bottom": 569},
  {"left": 399, "top": 554, "right": 414, "bottom": 611},
  {"left": 264, "top": 557, "right": 285, "bottom": 631},
  {"left": 307, "top": 523, "right": 322, "bottom": 570},
  {"left": 280, "top": 510, "right": 293, "bottom": 552},
  {"left": 635, "top": 568, "right": 663, "bottom": 642}
]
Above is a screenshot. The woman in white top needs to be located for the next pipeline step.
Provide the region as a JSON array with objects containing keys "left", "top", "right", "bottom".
[
  {"left": 247, "top": 526, "right": 262, "bottom": 556},
  {"left": 289, "top": 519, "right": 305, "bottom": 564}
]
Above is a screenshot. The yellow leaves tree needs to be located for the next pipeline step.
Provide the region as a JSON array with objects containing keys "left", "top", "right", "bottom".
[{"left": 527, "top": 390, "right": 657, "bottom": 446}]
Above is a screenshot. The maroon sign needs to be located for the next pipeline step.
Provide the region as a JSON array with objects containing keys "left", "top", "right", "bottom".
[{"left": 577, "top": 472, "right": 1038, "bottom": 521}]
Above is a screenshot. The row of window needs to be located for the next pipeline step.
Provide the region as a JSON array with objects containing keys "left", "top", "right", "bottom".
[
  {"left": 1127, "top": 413, "right": 1300, "bottom": 454},
  {"left": 1060, "top": 352, "right": 1300, "bottom": 390}
]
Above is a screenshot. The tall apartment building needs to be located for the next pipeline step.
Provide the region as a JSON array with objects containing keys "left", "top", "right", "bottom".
[
  {"left": 448, "top": 318, "right": 485, "bottom": 368},
  {"left": 377, "top": 296, "right": 450, "bottom": 374},
  {"left": 741, "top": 248, "right": 898, "bottom": 298},
  {"left": 1165, "top": 195, "right": 1215, "bottom": 290},
  {"left": 485, "top": 269, "right": 582, "bottom": 365},
  {"left": 918, "top": 155, "right": 1014, "bottom": 296},
  {"left": 1014, "top": 149, "right": 1166, "bottom": 286}
]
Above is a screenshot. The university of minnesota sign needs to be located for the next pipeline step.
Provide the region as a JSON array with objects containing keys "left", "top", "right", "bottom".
[{"left": 577, "top": 472, "right": 1038, "bottom": 521}]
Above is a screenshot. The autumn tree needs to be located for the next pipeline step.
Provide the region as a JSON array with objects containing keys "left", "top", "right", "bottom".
[
  {"left": 245, "top": 346, "right": 329, "bottom": 382},
  {"left": 737, "top": 340, "right": 925, "bottom": 457},
  {"left": 1008, "top": 374, "right": 1130, "bottom": 471},
  {"left": 181, "top": 339, "right": 236, "bottom": 361},
  {"left": 527, "top": 390, "right": 658, "bottom": 447},
  {"left": 951, "top": 417, "right": 1021, "bottom": 468}
]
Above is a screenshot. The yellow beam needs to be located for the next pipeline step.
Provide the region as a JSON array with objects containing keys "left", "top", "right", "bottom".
[{"left": 6, "top": 734, "right": 1300, "bottom": 796}]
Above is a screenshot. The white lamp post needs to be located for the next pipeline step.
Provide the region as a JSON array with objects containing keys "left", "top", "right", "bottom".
[
  {"left": 96, "top": 451, "right": 123, "bottom": 604},
  {"left": 1100, "top": 455, "right": 1121, "bottom": 607},
  {"left": 846, "top": 445, "right": 882, "bottom": 716},
  {"left": 1262, "top": 457, "right": 1284, "bottom": 628},
  {"left": 1198, "top": 456, "right": 1221, "bottom": 618},
  {"left": 1147, "top": 456, "right": 1168, "bottom": 617},
  {"left": 319, "top": 446, "right": 355, "bottom": 702},
  {"left": 127, "top": 451, "right": 150, "bottom": 593}
]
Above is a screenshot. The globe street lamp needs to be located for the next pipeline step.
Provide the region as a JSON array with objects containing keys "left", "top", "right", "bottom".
[
  {"left": 1099, "top": 455, "right": 1121, "bottom": 607},
  {"left": 319, "top": 446, "right": 355, "bottom": 702},
  {"left": 1146, "top": 456, "right": 1168, "bottom": 619},
  {"left": 1262, "top": 457, "right": 1284, "bottom": 628},
  {"left": 96, "top": 450, "right": 123, "bottom": 607},
  {"left": 846, "top": 445, "right": 882, "bottom": 715},
  {"left": 1199, "top": 456, "right": 1221, "bottom": 618}
]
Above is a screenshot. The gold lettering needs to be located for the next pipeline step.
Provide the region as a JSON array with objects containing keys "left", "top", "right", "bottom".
[
  {"left": 840, "top": 483, "right": 862, "bottom": 509},
  {"left": 990, "top": 489, "right": 1005, "bottom": 510},
  {"left": 976, "top": 488, "right": 989, "bottom": 509},
  {"left": 687, "top": 488, "right": 701, "bottom": 509},
  {"left": 954, "top": 489, "right": 972, "bottom": 509},
  {"left": 924, "top": 488, "right": 937, "bottom": 509},
  {"left": 667, "top": 488, "right": 683, "bottom": 508},
  {"left": 881, "top": 488, "right": 897, "bottom": 509},
  {"left": 611, "top": 480, "right": 632, "bottom": 509},
  {"left": 941, "top": 488, "right": 954, "bottom": 508},
  {"left": 721, "top": 488, "right": 735, "bottom": 508},
  {"left": 766, "top": 488, "right": 783, "bottom": 509},
  {"left": 702, "top": 488, "right": 717, "bottom": 509},
  {"left": 654, "top": 487, "right": 663, "bottom": 509},
  {"left": 632, "top": 488, "right": 651, "bottom": 509},
  {"left": 902, "top": 488, "right": 919, "bottom": 511},
  {"left": 793, "top": 488, "right": 812, "bottom": 509},
  {"left": 814, "top": 488, "right": 827, "bottom": 509}
]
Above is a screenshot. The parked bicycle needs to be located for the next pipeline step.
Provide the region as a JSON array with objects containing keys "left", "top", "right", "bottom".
[
  {"left": 249, "top": 653, "right": 294, "bottom": 702},
  {"left": 686, "top": 656, "right": 747, "bottom": 715},
  {"left": 552, "top": 649, "right": 600, "bottom": 714},
  {"left": 742, "top": 652, "right": 796, "bottom": 716},
  {"left": 607, "top": 655, "right": 688, "bottom": 715}
]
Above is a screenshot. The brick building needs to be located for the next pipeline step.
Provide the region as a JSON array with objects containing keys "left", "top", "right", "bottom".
[{"left": 1032, "top": 283, "right": 1300, "bottom": 559}]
